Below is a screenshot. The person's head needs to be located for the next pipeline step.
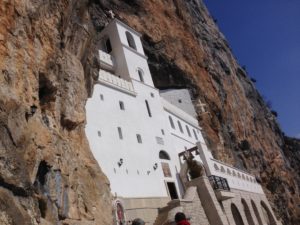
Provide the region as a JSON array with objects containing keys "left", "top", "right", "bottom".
[
  {"left": 175, "top": 212, "right": 187, "bottom": 222},
  {"left": 132, "top": 218, "right": 145, "bottom": 225}
]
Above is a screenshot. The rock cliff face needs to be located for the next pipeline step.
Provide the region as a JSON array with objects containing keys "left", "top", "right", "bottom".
[{"left": 0, "top": 0, "right": 299, "bottom": 224}]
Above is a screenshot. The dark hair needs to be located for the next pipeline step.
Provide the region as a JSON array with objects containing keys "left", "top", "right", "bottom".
[
  {"left": 175, "top": 212, "right": 186, "bottom": 222},
  {"left": 132, "top": 218, "right": 145, "bottom": 225}
]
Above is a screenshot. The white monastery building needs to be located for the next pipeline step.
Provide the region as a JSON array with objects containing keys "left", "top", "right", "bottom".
[{"left": 85, "top": 19, "right": 282, "bottom": 225}]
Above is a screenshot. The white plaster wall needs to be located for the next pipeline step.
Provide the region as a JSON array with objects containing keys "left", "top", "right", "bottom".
[
  {"left": 123, "top": 48, "right": 154, "bottom": 86},
  {"left": 160, "top": 89, "right": 197, "bottom": 118},
  {"left": 86, "top": 79, "right": 184, "bottom": 198}
]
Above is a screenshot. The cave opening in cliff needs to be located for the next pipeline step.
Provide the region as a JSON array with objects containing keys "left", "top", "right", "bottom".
[
  {"left": 38, "top": 72, "right": 57, "bottom": 108},
  {"left": 38, "top": 198, "right": 47, "bottom": 218},
  {"left": 35, "top": 160, "right": 51, "bottom": 186}
]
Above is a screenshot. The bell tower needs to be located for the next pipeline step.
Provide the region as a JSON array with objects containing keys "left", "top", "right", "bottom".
[{"left": 99, "top": 19, "right": 154, "bottom": 87}]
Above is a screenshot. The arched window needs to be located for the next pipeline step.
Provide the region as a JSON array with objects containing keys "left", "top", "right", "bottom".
[
  {"left": 159, "top": 150, "right": 170, "bottom": 160},
  {"left": 125, "top": 31, "right": 137, "bottom": 50},
  {"left": 105, "top": 38, "right": 112, "bottom": 53},
  {"left": 177, "top": 121, "right": 183, "bottom": 133},
  {"left": 137, "top": 68, "right": 144, "bottom": 82},
  {"left": 169, "top": 116, "right": 175, "bottom": 129}
]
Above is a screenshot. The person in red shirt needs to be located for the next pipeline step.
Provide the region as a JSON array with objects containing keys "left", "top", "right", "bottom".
[{"left": 175, "top": 212, "right": 190, "bottom": 225}]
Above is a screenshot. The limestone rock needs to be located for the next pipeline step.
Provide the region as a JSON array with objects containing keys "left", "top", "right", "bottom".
[{"left": 0, "top": 0, "right": 299, "bottom": 224}]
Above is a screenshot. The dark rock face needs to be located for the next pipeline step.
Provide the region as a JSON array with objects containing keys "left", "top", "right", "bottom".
[{"left": 0, "top": 0, "right": 299, "bottom": 224}]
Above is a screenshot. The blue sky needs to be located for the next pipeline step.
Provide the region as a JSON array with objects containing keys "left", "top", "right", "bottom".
[{"left": 203, "top": 0, "right": 300, "bottom": 138}]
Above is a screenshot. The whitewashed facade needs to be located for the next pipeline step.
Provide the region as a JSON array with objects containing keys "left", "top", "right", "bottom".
[{"left": 85, "top": 19, "right": 280, "bottom": 225}]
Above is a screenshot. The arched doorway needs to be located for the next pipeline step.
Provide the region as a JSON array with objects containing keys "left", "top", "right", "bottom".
[
  {"left": 231, "top": 203, "right": 245, "bottom": 225},
  {"left": 261, "top": 201, "right": 277, "bottom": 225},
  {"left": 241, "top": 199, "right": 255, "bottom": 225},
  {"left": 251, "top": 200, "right": 263, "bottom": 225}
]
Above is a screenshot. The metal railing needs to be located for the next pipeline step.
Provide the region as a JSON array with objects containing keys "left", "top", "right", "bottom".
[{"left": 208, "top": 175, "right": 230, "bottom": 191}]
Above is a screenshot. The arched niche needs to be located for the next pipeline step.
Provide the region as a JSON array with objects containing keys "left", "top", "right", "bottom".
[
  {"left": 231, "top": 203, "right": 245, "bottom": 225},
  {"left": 261, "top": 201, "right": 277, "bottom": 225},
  {"left": 251, "top": 200, "right": 263, "bottom": 225},
  {"left": 241, "top": 199, "right": 255, "bottom": 225}
]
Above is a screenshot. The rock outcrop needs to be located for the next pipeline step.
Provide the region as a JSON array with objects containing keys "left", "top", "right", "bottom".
[
  {"left": 0, "top": 0, "right": 299, "bottom": 224},
  {"left": 0, "top": 1, "right": 112, "bottom": 224}
]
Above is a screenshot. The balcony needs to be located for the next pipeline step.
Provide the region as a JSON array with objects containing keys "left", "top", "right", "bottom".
[
  {"left": 99, "top": 50, "right": 115, "bottom": 71},
  {"left": 208, "top": 175, "right": 235, "bottom": 201},
  {"left": 208, "top": 175, "right": 230, "bottom": 191},
  {"left": 98, "top": 70, "right": 136, "bottom": 96}
]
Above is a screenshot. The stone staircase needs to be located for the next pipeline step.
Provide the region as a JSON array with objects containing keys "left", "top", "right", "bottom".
[{"left": 153, "top": 186, "right": 210, "bottom": 225}]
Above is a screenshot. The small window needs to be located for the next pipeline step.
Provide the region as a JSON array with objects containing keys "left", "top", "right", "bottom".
[
  {"left": 169, "top": 116, "right": 175, "bottom": 129},
  {"left": 177, "top": 121, "right": 183, "bottom": 133},
  {"left": 186, "top": 125, "right": 191, "bottom": 137},
  {"left": 136, "top": 134, "right": 142, "bottom": 143},
  {"left": 178, "top": 99, "right": 182, "bottom": 103},
  {"left": 125, "top": 31, "right": 137, "bottom": 50},
  {"left": 145, "top": 100, "right": 152, "bottom": 117},
  {"left": 100, "top": 94, "right": 104, "bottom": 100},
  {"left": 137, "top": 69, "right": 144, "bottom": 82},
  {"left": 159, "top": 150, "right": 170, "bottom": 160},
  {"left": 193, "top": 129, "right": 198, "bottom": 140},
  {"left": 150, "top": 93, "right": 154, "bottom": 98},
  {"left": 118, "top": 127, "right": 123, "bottom": 140},
  {"left": 97, "top": 131, "right": 101, "bottom": 137},
  {"left": 105, "top": 38, "right": 112, "bottom": 53},
  {"left": 161, "top": 129, "right": 165, "bottom": 135},
  {"left": 119, "top": 101, "right": 125, "bottom": 110}
]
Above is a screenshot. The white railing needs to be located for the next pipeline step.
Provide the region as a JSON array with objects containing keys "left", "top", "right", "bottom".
[
  {"left": 210, "top": 158, "right": 263, "bottom": 194},
  {"left": 98, "top": 70, "right": 135, "bottom": 95},
  {"left": 99, "top": 50, "right": 114, "bottom": 69}
]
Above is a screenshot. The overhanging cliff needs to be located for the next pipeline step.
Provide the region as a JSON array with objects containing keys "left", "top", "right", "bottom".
[{"left": 0, "top": 0, "right": 299, "bottom": 224}]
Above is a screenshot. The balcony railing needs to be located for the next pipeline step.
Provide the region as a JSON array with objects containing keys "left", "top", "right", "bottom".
[
  {"left": 208, "top": 175, "right": 230, "bottom": 191},
  {"left": 98, "top": 70, "right": 135, "bottom": 95},
  {"left": 99, "top": 50, "right": 114, "bottom": 70}
]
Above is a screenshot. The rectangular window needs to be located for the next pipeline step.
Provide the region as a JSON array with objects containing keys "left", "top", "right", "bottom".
[
  {"left": 119, "top": 101, "right": 125, "bottom": 110},
  {"left": 177, "top": 121, "right": 183, "bottom": 133},
  {"left": 169, "top": 116, "right": 175, "bottom": 129},
  {"left": 161, "top": 129, "right": 165, "bottom": 135},
  {"left": 161, "top": 162, "right": 172, "bottom": 177},
  {"left": 186, "top": 125, "right": 191, "bottom": 137},
  {"left": 97, "top": 131, "right": 101, "bottom": 137},
  {"left": 100, "top": 94, "right": 104, "bottom": 100},
  {"left": 118, "top": 127, "right": 123, "bottom": 140},
  {"left": 145, "top": 100, "right": 152, "bottom": 117},
  {"left": 156, "top": 136, "right": 164, "bottom": 145},
  {"left": 193, "top": 129, "right": 198, "bottom": 140},
  {"left": 136, "top": 134, "right": 142, "bottom": 143}
]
